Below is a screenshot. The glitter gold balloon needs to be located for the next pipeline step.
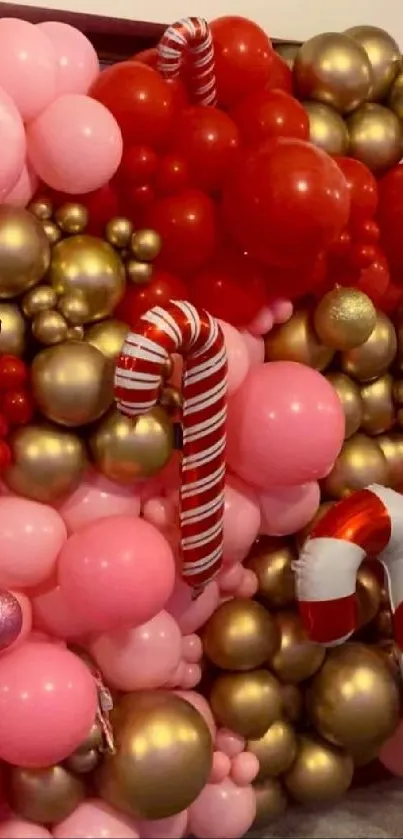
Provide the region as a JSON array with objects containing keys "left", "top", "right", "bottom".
[
  {"left": 347, "top": 104, "right": 402, "bottom": 173},
  {"left": 248, "top": 720, "right": 297, "bottom": 780},
  {"left": 55, "top": 203, "right": 88, "bottom": 235},
  {"left": 42, "top": 220, "right": 62, "bottom": 246},
  {"left": 280, "top": 684, "right": 303, "bottom": 724},
  {"left": 295, "top": 501, "right": 335, "bottom": 550},
  {"left": 264, "top": 309, "right": 334, "bottom": 371},
  {"left": 346, "top": 25, "right": 401, "bottom": 101},
  {"left": 268, "top": 611, "right": 325, "bottom": 684},
  {"left": 202, "top": 598, "right": 279, "bottom": 671},
  {"left": 22, "top": 285, "right": 58, "bottom": 318},
  {"left": 314, "top": 287, "right": 376, "bottom": 351},
  {"left": 0, "top": 302, "right": 26, "bottom": 356},
  {"left": 32, "top": 310, "right": 68, "bottom": 346},
  {"left": 388, "top": 72, "right": 403, "bottom": 119},
  {"left": 341, "top": 312, "right": 397, "bottom": 382},
  {"left": 377, "top": 433, "right": 403, "bottom": 489},
  {"left": 105, "top": 218, "right": 133, "bottom": 249},
  {"left": 356, "top": 563, "right": 382, "bottom": 628},
  {"left": 126, "top": 259, "right": 153, "bottom": 285},
  {"left": 360, "top": 374, "right": 395, "bottom": 435},
  {"left": 4, "top": 423, "right": 86, "bottom": 502},
  {"left": 294, "top": 33, "right": 373, "bottom": 114},
  {"left": 31, "top": 342, "right": 114, "bottom": 427},
  {"left": 326, "top": 373, "right": 362, "bottom": 439},
  {"left": 58, "top": 290, "right": 92, "bottom": 326},
  {"left": 283, "top": 734, "right": 354, "bottom": 805},
  {"left": 304, "top": 101, "right": 350, "bottom": 155},
  {"left": 131, "top": 229, "right": 162, "bottom": 262},
  {"left": 28, "top": 198, "right": 53, "bottom": 221},
  {"left": 89, "top": 407, "right": 174, "bottom": 482},
  {"left": 210, "top": 670, "right": 282, "bottom": 739},
  {"left": 84, "top": 318, "right": 128, "bottom": 362},
  {"left": 275, "top": 43, "right": 299, "bottom": 69},
  {"left": 252, "top": 779, "right": 287, "bottom": 828},
  {"left": 7, "top": 765, "right": 85, "bottom": 825},
  {"left": 0, "top": 206, "right": 50, "bottom": 298},
  {"left": 322, "top": 433, "right": 388, "bottom": 499},
  {"left": 245, "top": 538, "right": 295, "bottom": 608}
]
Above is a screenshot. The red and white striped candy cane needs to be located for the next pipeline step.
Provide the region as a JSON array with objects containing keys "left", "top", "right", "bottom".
[
  {"left": 296, "top": 484, "right": 403, "bottom": 653},
  {"left": 157, "top": 17, "right": 217, "bottom": 106},
  {"left": 114, "top": 300, "right": 227, "bottom": 591}
]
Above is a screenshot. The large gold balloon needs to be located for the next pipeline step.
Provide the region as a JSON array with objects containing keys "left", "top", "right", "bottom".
[
  {"left": 98, "top": 691, "right": 213, "bottom": 820},
  {"left": 49, "top": 235, "right": 126, "bottom": 322},
  {"left": 202, "top": 598, "right": 278, "bottom": 671},
  {"left": 31, "top": 342, "right": 114, "bottom": 427},
  {"left": 377, "top": 433, "right": 403, "bottom": 489},
  {"left": 4, "top": 423, "right": 86, "bottom": 502},
  {"left": 245, "top": 538, "right": 295, "bottom": 608},
  {"left": 264, "top": 309, "right": 334, "bottom": 371},
  {"left": 346, "top": 25, "right": 401, "bottom": 101},
  {"left": 248, "top": 720, "right": 297, "bottom": 781},
  {"left": 293, "top": 32, "right": 373, "bottom": 114},
  {"left": 283, "top": 734, "right": 354, "bottom": 805},
  {"left": 275, "top": 43, "right": 299, "bottom": 69},
  {"left": 326, "top": 373, "right": 362, "bottom": 439},
  {"left": 0, "top": 302, "right": 26, "bottom": 356},
  {"left": 295, "top": 501, "right": 334, "bottom": 550},
  {"left": 89, "top": 407, "right": 174, "bottom": 482},
  {"left": 307, "top": 643, "right": 400, "bottom": 750},
  {"left": 388, "top": 72, "right": 403, "bottom": 119},
  {"left": 304, "top": 101, "right": 350, "bottom": 155},
  {"left": 253, "top": 779, "right": 287, "bottom": 828},
  {"left": 314, "top": 287, "right": 376, "bottom": 351},
  {"left": 0, "top": 206, "right": 50, "bottom": 298},
  {"left": 347, "top": 104, "right": 402, "bottom": 173},
  {"left": 6, "top": 765, "right": 85, "bottom": 825},
  {"left": 268, "top": 611, "right": 325, "bottom": 684},
  {"left": 356, "top": 563, "right": 382, "bottom": 628},
  {"left": 322, "top": 433, "right": 388, "bottom": 499},
  {"left": 360, "top": 374, "right": 395, "bottom": 435},
  {"left": 341, "top": 312, "right": 397, "bottom": 382},
  {"left": 210, "top": 670, "right": 282, "bottom": 739},
  {"left": 85, "top": 318, "right": 128, "bottom": 361},
  {"left": 375, "top": 605, "right": 393, "bottom": 638}
]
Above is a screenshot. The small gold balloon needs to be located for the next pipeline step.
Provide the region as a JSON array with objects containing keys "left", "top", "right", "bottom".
[
  {"left": 126, "top": 259, "right": 153, "bottom": 285},
  {"left": 32, "top": 310, "right": 69, "bottom": 346},
  {"left": 202, "top": 598, "right": 279, "bottom": 671},
  {"left": 76, "top": 721, "right": 103, "bottom": 754},
  {"left": 42, "top": 220, "right": 62, "bottom": 246},
  {"left": 66, "top": 325, "right": 84, "bottom": 341},
  {"left": 283, "top": 734, "right": 354, "bottom": 805},
  {"left": 304, "top": 101, "right": 350, "bottom": 155},
  {"left": 131, "top": 229, "right": 162, "bottom": 262},
  {"left": 360, "top": 374, "right": 395, "bottom": 435},
  {"left": 0, "top": 206, "right": 51, "bottom": 298},
  {"left": 375, "top": 606, "right": 393, "bottom": 638},
  {"left": 356, "top": 563, "right": 382, "bottom": 628},
  {"left": 280, "top": 684, "right": 303, "bottom": 724},
  {"left": 66, "top": 749, "right": 100, "bottom": 774},
  {"left": 4, "top": 423, "right": 86, "bottom": 502},
  {"left": 347, "top": 103, "right": 402, "bottom": 173},
  {"left": 105, "top": 217, "right": 134, "bottom": 249},
  {"left": 98, "top": 691, "right": 213, "bottom": 820},
  {"left": 295, "top": 501, "right": 335, "bottom": 550},
  {"left": 28, "top": 197, "right": 53, "bottom": 221},
  {"left": 162, "top": 355, "right": 174, "bottom": 380},
  {"left": 210, "top": 670, "right": 282, "bottom": 739},
  {"left": 85, "top": 318, "right": 128, "bottom": 362},
  {"left": 275, "top": 43, "right": 299, "bottom": 69},
  {"left": 326, "top": 373, "right": 362, "bottom": 439},
  {"left": 245, "top": 538, "right": 295, "bottom": 608},
  {"left": 346, "top": 25, "right": 401, "bottom": 101},
  {"left": 264, "top": 309, "right": 334, "bottom": 371},
  {"left": 314, "top": 287, "right": 377, "bottom": 351},
  {"left": 377, "top": 433, "right": 403, "bottom": 489},
  {"left": 0, "top": 302, "right": 26, "bottom": 356},
  {"left": 7, "top": 765, "right": 85, "bottom": 825},
  {"left": 322, "top": 433, "right": 388, "bottom": 499},
  {"left": 89, "top": 407, "right": 174, "bottom": 482},
  {"left": 50, "top": 235, "right": 126, "bottom": 322},
  {"left": 268, "top": 611, "right": 326, "bottom": 684},
  {"left": 293, "top": 32, "right": 373, "bottom": 114},
  {"left": 248, "top": 720, "right": 297, "bottom": 781},
  {"left": 160, "top": 385, "right": 183, "bottom": 414},
  {"left": 58, "top": 290, "right": 92, "bottom": 326},
  {"left": 55, "top": 203, "right": 89, "bottom": 235},
  {"left": 341, "top": 312, "right": 397, "bottom": 382},
  {"left": 307, "top": 643, "right": 400, "bottom": 750},
  {"left": 253, "top": 779, "right": 287, "bottom": 828},
  {"left": 22, "top": 285, "right": 58, "bottom": 318},
  {"left": 388, "top": 72, "right": 403, "bottom": 119},
  {"left": 393, "top": 378, "right": 403, "bottom": 404}
]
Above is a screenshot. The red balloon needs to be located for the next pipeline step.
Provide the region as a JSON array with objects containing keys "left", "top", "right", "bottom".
[
  {"left": 134, "top": 47, "right": 157, "bottom": 66},
  {"left": 230, "top": 89, "right": 309, "bottom": 146},
  {"left": 132, "top": 48, "right": 189, "bottom": 111},
  {"left": 355, "top": 249, "right": 390, "bottom": 305},
  {"left": 335, "top": 156, "right": 378, "bottom": 221},
  {"left": 115, "top": 270, "right": 188, "bottom": 327},
  {"left": 377, "top": 164, "right": 403, "bottom": 276},
  {"left": 155, "top": 154, "right": 190, "bottom": 195},
  {"left": 0, "top": 355, "right": 28, "bottom": 390},
  {"left": 265, "top": 52, "right": 293, "bottom": 93},
  {"left": 190, "top": 248, "right": 267, "bottom": 326},
  {"left": 222, "top": 138, "right": 350, "bottom": 268},
  {"left": 210, "top": 16, "right": 274, "bottom": 107},
  {"left": 170, "top": 106, "right": 240, "bottom": 193},
  {"left": 146, "top": 189, "right": 217, "bottom": 273},
  {"left": 2, "top": 390, "right": 34, "bottom": 426},
  {"left": 265, "top": 252, "right": 328, "bottom": 301},
  {"left": 117, "top": 145, "right": 158, "bottom": 187},
  {"left": 379, "top": 277, "right": 403, "bottom": 314}
]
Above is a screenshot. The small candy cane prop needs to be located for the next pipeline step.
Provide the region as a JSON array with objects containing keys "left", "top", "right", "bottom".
[
  {"left": 157, "top": 17, "right": 217, "bottom": 106},
  {"left": 114, "top": 300, "right": 227, "bottom": 591},
  {"left": 296, "top": 484, "right": 403, "bottom": 658}
]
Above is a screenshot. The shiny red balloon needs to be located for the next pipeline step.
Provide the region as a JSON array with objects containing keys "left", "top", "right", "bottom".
[
  {"left": 170, "top": 106, "right": 240, "bottom": 192},
  {"left": 378, "top": 164, "right": 403, "bottom": 276},
  {"left": 230, "top": 89, "right": 309, "bottom": 146},
  {"left": 132, "top": 47, "right": 189, "bottom": 110},
  {"left": 379, "top": 277, "right": 403, "bottom": 314},
  {"left": 117, "top": 145, "right": 158, "bottom": 187},
  {"left": 222, "top": 138, "right": 350, "bottom": 268},
  {"left": 211, "top": 16, "right": 274, "bottom": 107},
  {"left": 190, "top": 248, "right": 267, "bottom": 326},
  {"left": 115, "top": 269, "right": 187, "bottom": 328},
  {"left": 335, "top": 156, "right": 378, "bottom": 221},
  {"left": 266, "top": 52, "right": 293, "bottom": 93},
  {"left": 155, "top": 154, "right": 190, "bottom": 195},
  {"left": 355, "top": 249, "right": 390, "bottom": 305},
  {"left": 146, "top": 188, "right": 217, "bottom": 273},
  {"left": 265, "top": 252, "right": 328, "bottom": 301}
]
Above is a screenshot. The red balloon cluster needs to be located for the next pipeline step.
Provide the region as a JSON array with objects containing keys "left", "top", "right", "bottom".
[{"left": 0, "top": 355, "right": 33, "bottom": 470}]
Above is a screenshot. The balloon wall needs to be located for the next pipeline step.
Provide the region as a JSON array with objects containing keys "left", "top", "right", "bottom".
[{"left": 0, "top": 11, "right": 403, "bottom": 839}]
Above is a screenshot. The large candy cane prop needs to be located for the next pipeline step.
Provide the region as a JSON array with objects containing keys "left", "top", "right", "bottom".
[
  {"left": 296, "top": 484, "right": 403, "bottom": 650},
  {"left": 157, "top": 17, "right": 217, "bottom": 106},
  {"left": 114, "top": 300, "right": 227, "bottom": 591}
]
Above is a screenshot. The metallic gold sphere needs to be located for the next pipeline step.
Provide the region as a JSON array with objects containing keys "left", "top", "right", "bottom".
[
  {"left": 275, "top": 43, "right": 299, "bottom": 69},
  {"left": 202, "top": 598, "right": 279, "bottom": 671},
  {"left": 58, "top": 290, "right": 92, "bottom": 326},
  {"left": 322, "top": 433, "right": 388, "bottom": 499},
  {"left": 356, "top": 563, "right": 382, "bottom": 628},
  {"left": 388, "top": 72, "right": 403, "bottom": 119},
  {"left": 347, "top": 103, "right": 402, "bottom": 173},
  {"left": 76, "top": 721, "right": 103, "bottom": 754},
  {"left": 0, "top": 302, "right": 26, "bottom": 356},
  {"left": 293, "top": 32, "right": 373, "bottom": 114},
  {"left": 32, "top": 310, "right": 69, "bottom": 346},
  {"left": 22, "top": 285, "right": 58, "bottom": 318},
  {"left": 105, "top": 217, "right": 134, "bottom": 249},
  {"left": 360, "top": 374, "right": 395, "bottom": 436},
  {"left": 280, "top": 684, "right": 303, "bottom": 724},
  {"left": 341, "top": 312, "right": 397, "bottom": 382},
  {"left": 252, "top": 779, "right": 287, "bottom": 828},
  {"left": 42, "top": 220, "right": 62, "bottom": 246},
  {"left": 126, "top": 259, "right": 153, "bottom": 285},
  {"left": 210, "top": 670, "right": 282, "bottom": 739},
  {"left": 28, "top": 197, "right": 53, "bottom": 221},
  {"left": 283, "top": 734, "right": 354, "bottom": 805},
  {"left": 248, "top": 720, "right": 297, "bottom": 781},
  {"left": 268, "top": 611, "right": 325, "bottom": 684},
  {"left": 375, "top": 606, "right": 393, "bottom": 639},
  {"left": 66, "top": 325, "right": 84, "bottom": 341},
  {"left": 89, "top": 407, "right": 174, "bottom": 482},
  {"left": 55, "top": 203, "right": 88, "bottom": 235},
  {"left": 314, "top": 287, "right": 377, "bottom": 351},
  {"left": 264, "top": 308, "right": 334, "bottom": 371},
  {"left": 7, "top": 765, "right": 85, "bottom": 825},
  {"left": 131, "top": 229, "right": 162, "bottom": 262},
  {"left": 66, "top": 749, "right": 100, "bottom": 774},
  {"left": 245, "top": 538, "right": 295, "bottom": 608},
  {"left": 304, "top": 101, "right": 350, "bottom": 155},
  {"left": 84, "top": 318, "right": 128, "bottom": 362},
  {"left": 326, "top": 373, "right": 362, "bottom": 439},
  {"left": 160, "top": 385, "right": 183, "bottom": 414},
  {"left": 345, "top": 25, "right": 401, "bottom": 101},
  {"left": 295, "top": 501, "right": 335, "bottom": 550},
  {"left": 0, "top": 206, "right": 50, "bottom": 298},
  {"left": 377, "top": 433, "right": 403, "bottom": 490}
]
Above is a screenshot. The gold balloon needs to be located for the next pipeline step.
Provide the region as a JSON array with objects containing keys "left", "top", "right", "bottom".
[
  {"left": 293, "top": 32, "right": 373, "bottom": 114},
  {"left": 55, "top": 203, "right": 88, "bottom": 235},
  {"left": 264, "top": 309, "right": 334, "bottom": 371},
  {"left": 105, "top": 217, "right": 133, "bottom": 249},
  {"left": 58, "top": 290, "right": 92, "bottom": 325},
  {"left": 275, "top": 43, "right": 299, "bottom": 69},
  {"left": 0, "top": 206, "right": 50, "bottom": 298},
  {"left": 314, "top": 287, "right": 377, "bottom": 351},
  {"left": 388, "top": 72, "right": 403, "bottom": 119},
  {"left": 67, "top": 325, "right": 84, "bottom": 341},
  {"left": 89, "top": 407, "right": 174, "bottom": 482},
  {"left": 76, "top": 720, "right": 103, "bottom": 754},
  {"left": 248, "top": 720, "right": 297, "bottom": 780},
  {"left": 307, "top": 643, "right": 400, "bottom": 750},
  {"left": 4, "top": 423, "right": 86, "bottom": 502},
  {"left": 295, "top": 501, "right": 335, "bottom": 550},
  {"left": 377, "top": 433, "right": 403, "bottom": 489},
  {"left": 98, "top": 691, "right": 213, "bottom": 820},
  {"left": 28, "top": 197, "right": 53, "bottom": 221},
  {"left": 326, "top": 373, "right": 362, "bottom": 439},
  {"left": 0, "top": 302, "right": 26, "bottom": 356},
  {"left": 346, "top": 25, "right": 401, "bottom": 101},
  {"left": 280, "top": 684, "right": 303, "bottom": 724},
  {"left": 245, "top": 538, "right": 295, "bottom": 608},
  {"left": 22, "top": 285, "right": 58, "bottom": 318},
  {"left": 375, "top": 606, "right": 393, "bottom": 638},
  {"left": 66, "top": 749, "right": 100, "bottom": 774},
  {"left": 283, "top": 734, "right": 354, "bottom": 805},
  {"left": 7, "top": 765, "right": 85, "bottom": 825},
  {"left": 32, "top": 341, "right": 114, "bottom": 427},
  {"left": 304, "top": 101, "right": 350, "bottom": 155},
  {"left": 341, "top": 312, "right": 397, "bottom": 382},
  {"left": 322, "top": 433, "right": 389, "bottom": 499},
  {"left": 131, "top": 229, "right": 162, "bottom": 262},
  {"left": 268, "top": 611, "right": 326, "bottom": 684},
  {"left": 85, "top": 318, "right": 128, "bottom": 362},
  {"left": 356, "top": 563, "right": 382, "bottom": 628},
  {"left": 376, "top": 640, "right": 401, "bottom": 681},
  {"left": 126, "top": 259, "right": 153, "bottom": 285},
  {"left": 210, "top": 670, "right": 282, "bottom": 739},
  {"left": 160, "top": 385, "right": 183, "bottom": 414},
  {"left": 50, "top": 235, "right": 126, "bottom": 322},
  {"left": 42, "top": 220, "right": 62, "bottom": 246},
  {"left": 360, "top": 374, "right": 395, "bottom": 435},
  {"left": 32, "top": 310, "right": 69, "bottom": 346},
  {"left": 253, "top": 779, "right": 287, "bottom": 828},
  {"left": 347, "top": 104, "right": 402, "bottom": 173},
  {"left": 202, "top": 598, "right": 279, "bottom": 670}
]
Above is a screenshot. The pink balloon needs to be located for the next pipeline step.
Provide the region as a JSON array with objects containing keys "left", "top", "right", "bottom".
[
  {"left": 218, "top": 320, "right": 249, "bottom": 395},
  {"left": 182, "top": 633, "right": 202, "bottom": 663},
  {"left": 0, "top": 642, "right": 97, "bottom": 767},
  {"left": 0, "top": 820, "right": 51, "bottom": 839},
  {"left": 58, "top": 470, "right": 141, "bottom": 534},
  {"left": 189, "top": 779, "right": 256, "bottom": 839},
  {"left": 32, "top": 583, "right": 97, "bottom": 640},
  {"left": 270, "top": 298, "right": 294, "bottom": 323},
  {"left": 0, "top": 19, "right": 56, "bottom": 121},
  {"left": 0, "top": 86, "right": 26, "bottom": 199},
  {"left": 136, "top": 811, "right": 188, "bottom": 839},
  {"left": 178, "top": 662, "right": 202, "bottom": 689},
  {"left": 5, "top": 163, "right": 38, "bottom": 207},
  {"left": 379, "top": 720, "right": 403, "bottom": 775},
  {"left": 215, "top": 730, "right": 245, "bottom": 758},
  {"left": 37, "top": 22, "right": 99, "bottom": 95},
  {"left": 143, "top": 496, "right": 176, "bottom": 529},
  {"left": 218, "top": 563, "right": 244, "bottom": 594},
  {"left": 209, "top": 751, "right": 231, "bottom": 784},
  {"left": 58, "top": 516, "right": 175, "bottom": 632},
  {"left": 0, "top": 498, "right": 66, "bottom": 589},
  {"left": 227, "top": 361, "right": 345, "bottom": 489},
  {"left": 230, "top": 752, "right": 260, "bottom": 786},
  {"left": 27, "top": 94, "right": 122, "bottom": 194},
  {"left": 259, "top": 481, "right": 320, "bottom": 536},
  {"left": 240, "top": 331, "right": 264, "bottom": 366},
  {"left": 53, "top": 800, "right": 139, "bottom": 839},
  {"left": 166, "top": 578, "right": 220, "bottom": 634},
  {"left": 246, "top": 307, "right": 274, "bottom": 336},
  {"left": 223, "top": 475, "right": 261, "bottom": 564},
  {"left": 234, "top": 568, "right": 258, "bottom": 599}
]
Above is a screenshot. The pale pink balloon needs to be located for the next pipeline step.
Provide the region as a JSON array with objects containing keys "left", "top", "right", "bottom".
[
  {"left": 37, "top": 22, "right": 99, "bottom": 95},
  {"left": 379, "top": 720, "right": 403, "bottom": 775},
  {"left": 27, "top": 94, "right": 122, "bottom": 194},
  {"left": 32, "top": 583, "right": 97, "bottom": 640},
  {"left": 215, "top": 730, "right": 245, "bottom": 758},
  {"left": 0, "top": 498, "right": 66, "bottom": 589},
  {"left": 5, "top": 163, "right": 38, "bottom": 207},
  {"left": 53, "top": 800, "right": 139, "bottom": 839},
  {"left": 143, "top": 496, "right": 176, "bottom": 529},
  {"left": 223, "top": 475, "right": 261, "bottom": 564},
  {"left": 234, "top": 568, "right": 258, "bottom": 599},
  {"left": 174, "top": 690, "right": 216, "bottom": 738},
  {"left": 0, "top": 820, "right": 51, "bottom": 839},
  {"left": 218, "top": 320, "right": 249, "bottom": 395},
  {"left": 230, "top": 752, "right": 260, "bottom": 786},
  {"left": 189, "top": 779, "right": 256, "bottom": 839},
  {"left": 0, "top": 19, "right": 56, "bottom": 121},
  {"left": 166, "top": 578, "right": 220, "bottom": 634},
  {"left": 57, "top": 470, "right": 141, "bottom": 534},
  {"left": 218, "top": 563, "right": 244, "bottom": 594},
  {"left": 259, "top": 481, "right": 320, "bottom": 536},
  {"left": 0, "top": 86, "right": 26, "bottom": 199},
  {"left": 182, "top": 633, "right": 202, "bottom": 663},
  {"left": 270, "top": 298, "right": 294, "bottom": 324},
  {"left": 136, "top": 811, "right": 188, "bottom": 839},
  {"left": 178, "top": 662, "right": 202, "bottom": 689},
  {"left": 240, "top": 331, "right": 264, "bottom": 366},
  {"left": 246, "top": 306, "right": 274, "bottom": 336},
  {"left": 209, "top": 751, "right": 231, "bottom": 784}
]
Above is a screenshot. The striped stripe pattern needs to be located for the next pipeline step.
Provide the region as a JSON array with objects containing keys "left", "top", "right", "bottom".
[
  {"left": 157, "top": 17, "right": 217, "bottom": 106},
  {"left": 114, "top": 299, "right": 228, "bottom": 590}
]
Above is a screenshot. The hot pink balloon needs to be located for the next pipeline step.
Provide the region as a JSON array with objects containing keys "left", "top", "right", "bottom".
[
  {"left": 27, "top": 94, "right": 122, "bottom": 194},
  {"left": 189, "top": 779, "right": 256, "bottom": 839},
  {"left": 5, "top": 163, "right": 38, "bottom": 207},
  {"left": 259, "top": 481, "right": 320, "bottom": 536},
  {"left": 0, "top": 821, "right": 51, "bottom": 839},
  {"left": 37, "top": 22, "right": 99, "bottom": 95},
  {"left": 218, "top": 320, "right": 249, "bottom": 395},
  {"left": 240, "top": 332, "right": 264, "bottom": 366},
  {"left": 166, "top": 578, "right": 220, "bottom": 634},
  {"left": 58, "top": 516, "right": 175, "bottom": 631},
  {"left": 0, "top": 19, "right": 56, "bottom": 121},
  {"left": 136, "top": 811, "right": 188, "bottom": 839},
  {"left": 0, "top": 498, "right": 66, "bottom": 589},
  {"left": 32, "top": 583, "right": 97, "bottom": 640},
  {"left": 0, "top": 86, "right": 26, "bottom": 199},
  {"left": 0, "top": 642, "right": 97, "bottom": 767},
  {"left": 227, "top": 361, "right": 344, "bottom": 489},
  {"left": 58, "top": 470, "right": 141, "bottom": 534},
  {"left": 223, "top": 475, "right": 261, "bottom": 564},
  {"left": 379, "top": 720, "right": 403, "bottom": 775},
  {"left": 53, "top": 801, "right": 139, "bottom": 839}
]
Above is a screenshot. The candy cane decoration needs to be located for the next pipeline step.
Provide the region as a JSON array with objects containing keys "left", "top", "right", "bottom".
[
  {"left": 157, "top": 17, "right": 217, "bottom": 106},
  {"left": 296, "top": 484, "right": 403, "bottom": 654},
  {"left": 114, "top": 300, "right": 227, "bottom": 591}
]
